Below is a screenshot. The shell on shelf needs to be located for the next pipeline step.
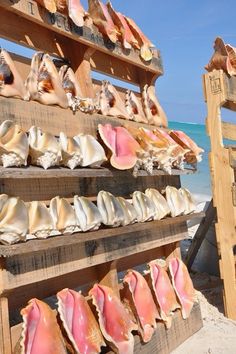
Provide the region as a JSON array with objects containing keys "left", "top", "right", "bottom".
[
  {"left": 74, "top": 196, "right": 102, "bottom": 231},
  {"left": 0, "top": 49, "right": 29, "bottom": 100},
  {"left": 77, "top": 134, "right": 107, "bottom": 167},
  {"left": 142, "top": 85, "right": 168, "bottom": 127},
  {"left": 67, "top": 0, "right": 86, "bottom": 27},
  {"left": 59, "top": 132, "right": 82, "bottom": 170},
  {"left": 97, "top": 190, "right": 124, "bottom": 227},
  {"left": 28, "top": 126, "right": 61, "bottom": 169},
  {"left": 145, "top": 188, "right": 170, "bottom": 220},
  {"left": 125, "top": 90, "right": 148, "bottom": 123},
  {"left": 28, "top": 201, "right": 56, "bottom": 239},
  {"left": 0, "top": 194, "right": 28, "bottom": 244},
  {"left": 0, "top": 120, "right": 29, "bottom": 168},
  {"left": 50, "top": 196, "right": 78, "bottom": 234},
  {"left": 165, "top": 186, "right": 185, "bottom": 217},
  {"left": 116, "top": 197, "right": 137, "bottom": 226},
  {"left": 132, "top": 191, "right": 156, "bottom": 222},
  {"left": 179, "top": 188, "right": 196, "bottom": 215}
]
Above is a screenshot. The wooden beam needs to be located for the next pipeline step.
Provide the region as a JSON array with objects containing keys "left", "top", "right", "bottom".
[
  {"left": 185, "top": 199, "right": 216, "bottom": 270},
  {"left": 222, "top": 121, "right": 236, "bottom": 141}
]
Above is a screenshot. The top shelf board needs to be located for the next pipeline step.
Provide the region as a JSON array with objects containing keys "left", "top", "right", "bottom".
[{"left": 0, "top": 0, "right": 163, "bottom": 77}]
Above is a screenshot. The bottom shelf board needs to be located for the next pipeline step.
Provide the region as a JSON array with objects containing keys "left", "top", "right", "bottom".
[
  {"left": 0, "top": 212, "right": 205, "bottom": 257},
  {"left": 10, "top": 303, "right": 202, "bottom": 354}
]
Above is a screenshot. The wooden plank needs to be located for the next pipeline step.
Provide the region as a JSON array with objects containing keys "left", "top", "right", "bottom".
[
  {"left": 10, "top": 302, "right": 202, "bottom": 354},
  {"left": 0, "top": 223, "right": 190, "bottom": 293},
  {"left": 222, "top": 121, "right": 236, "bottom": 141},
  {"left": 204, "top": 70, "right": 236, "bottom": 320},
  {"left": 185, "top": 199, "right": 216, "bottom": 270},
  {"left": 0, "top": 96, "right": 165, "bottom": 137},
  {"left": 0, "top": 0, "right": 163, "bottom": 77},
  {"left": 0, "top": 166, "right": 195, "bottom": 180},
  {"left": 0, "top": 297, "right": 11, "bottom": 354},
  {"left": 0, "top": 212, "right": 204, "bottom": 258}
]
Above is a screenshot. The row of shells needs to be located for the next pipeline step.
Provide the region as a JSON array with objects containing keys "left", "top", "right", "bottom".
[
  {"left": 0, "top": 187, "right": 196, "bottom": 244},
  {"left": 0, "top": 49, "right": 167, "bottom": 127},
  {"left": 19, "top": 258, "right": 195, "bottom": 354}
]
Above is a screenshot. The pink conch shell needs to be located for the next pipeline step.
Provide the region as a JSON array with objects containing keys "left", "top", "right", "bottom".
[
  {"left": 57, "top": 288, "right": 105, "bottom": 354},
  {"left": 0, "top": 49, "right": 29, "bottom": 100},
  {"left": 169, "top": 130, "right": 204, "bottom": 165},
  {"left": 20, "top": 298, "right": 67, "bottom": 354},
  {"left": 0, "top": 120, "right": 29, "bottom": 168},
  {"left": 89, "top": 284, "right": 137, "bottom": 354},
  {"left": 106, "top": 2, "right": 139, "bottom": 49},
  {"left": 0, "top": 194, "right": 28, "bottom": 245},
  {"left": 68, "top": 0, "right": 86, "bottom": 26},
  {"left": 142, "top": 85, "right": 168, "bottom": 127},
  {"left": 125, "top": 17, "right": 154, "bottom": 61},
  {"left": 169, "top": 257, "right": 195, "bottom": 319},
  {"left": 88, "top": 0, "right": 117, "bottom": 43},
  {"left": 98, "top": 123, "right": 141, "bottom": 170},
  {"left": 35, "top": 0, "right": 57, "bottom": 12},
  {"left": 99, "top": 81, "right": 131, "bottom": 120},
  {"left": 205, "top": 37, "right": 236, "bottom": 76},
  {"left": 148, "top": 260, "right": 180, "bottom": 329},
  {"left": 123, "top": 270, "right": 159, "bottom": 342},
  {"left": 26, "top": 52, "right": 68, "bottom": 108},
  {"left": 125, "top": 90, "right": 148, "bottom": 123}
]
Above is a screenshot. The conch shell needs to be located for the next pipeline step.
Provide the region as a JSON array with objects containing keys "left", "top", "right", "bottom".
[
  {"left": 59, "top": 65, "right": 82, "bottom": 112},
  {"left": 142, "top": 85, "right": 168, "bottom": 127},
  {"left": 179, "top": 188, "right": 196, "bottom": 215},
  {"left": 98, "top": 124, "right": 142, "bottom": 170},
  {"left": 132, "top": 191, "right": 156, "bottom": 222},
  {"left": 0, "top": 49, "right": 29, "bottom": 100},
  {"left": 28, "top": 201, "right": 56, "bottom": 238},
  {"left": 99, "top": 81, "right": 131, "bottom": 120},
  {"left": 74, "top": 196, "right": 102, "bottom": 231},
  {"left": 116, "top": 197, "right": 137, "bottom": 226},
  {"left": 28, "top": 126, "right": 61, "bottom": 169},
  {"left": 165, "top": 186, "right": 185, "bottom": 217},
  {"left": 26, "top": 52, "right": 68, "bottom": 108},
  {"left": 0, "top": 120, "right": 29, "bottom": 167},
  {"left": 20, "top": 298, "right": 67, "bottom": 353},
  {"left": 0, "top": 194, "right": 28, "bottom": 244},
  {"left": 68, "top": 0, "right": 86, "bottom": 27},
  {"left": 59, "top": 132, "right": 82, "bottom": 169},
  {"left": 125, "top": 90, "right": 148, "bottom": 123},
  {"left": 78, "top": 134, "right": 107, "bottom": 167},
  {"left": 123, "top": 269, "right": 159, "bottom": 342},
  {"left": 50, "top": 196, "right": 77, "bottom": 234},
  {"left": 97, "top": 190, "right": 124, "bottom": 227},
  {"left": 35, "top": 0, "right": 57, "bottom": 13},
  {"left": 88, "top": 0, "right": 117, "bottom": 43},
  {"left": 145, "top": 188, "right": 170, "bottom": 220},
  {"left": 89, "top": 284, "right": 137, "bottom": 354}
]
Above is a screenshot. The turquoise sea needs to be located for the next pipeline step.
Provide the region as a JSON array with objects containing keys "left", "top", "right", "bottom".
[{"left": 168, "top": 121, "right": 211, "bottom": 197}]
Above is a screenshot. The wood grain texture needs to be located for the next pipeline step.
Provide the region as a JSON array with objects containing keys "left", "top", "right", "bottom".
[
  {"left": 204, "top": 70, "right": 236, "bottom": 320},
  {"left": 0, "top": 0, "right": 163, "bottom": 77},
  {"left": 0, "top": 213, "right": 204, "bottom": 258},
  {"left": 0, "top": 297, "right": 11, "bottom": 354}
]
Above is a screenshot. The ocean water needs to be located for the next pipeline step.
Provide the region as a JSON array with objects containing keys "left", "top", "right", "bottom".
[{"left": 168, "top": 121, "right": 211, "bottom": 198}]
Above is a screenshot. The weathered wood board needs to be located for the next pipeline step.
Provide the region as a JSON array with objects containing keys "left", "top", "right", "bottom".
[{"left": 203, "top": 70, "right": 236, "bottom": 320}]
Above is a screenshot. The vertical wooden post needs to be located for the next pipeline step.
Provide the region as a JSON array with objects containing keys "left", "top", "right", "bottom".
[
  {"left": 97, "top": 261, "right": 120, "bottom": 298},
  {"left": 203, "top": 70, "right": 236, "bottom": 320},
  {"left": 0, "top": 297, "right": 11, "bottom": 354}
]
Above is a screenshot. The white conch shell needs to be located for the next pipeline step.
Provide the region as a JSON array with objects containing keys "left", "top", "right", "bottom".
[
  {"left": 28, "top": 126, "right": 61, "bottom": 169},
  {"left": 59, "top": 132, "right": 82, "bottom": 169},
  {"left": 179, "top": 188, "right": 196, "bottom": 215},
  {"left": 165, "top": 186, "right": 185, "bottom": 217},
  {"left": 74, "top": 196, "right": 102, "bottom": 231},
  {"left": 116, "top": 197, "right": 137, "bottom": 226},
  {"left": 26, "top": 52, "right": 68, "bottom": 108},
  {"left": 0, "top": 120, "right": 29, "bottom": 167},
  {"left": 50, "top": 197, "right": 78, "bottom": 234},
  {"left": 97, "top": 191, "right": 124, "bottom": 227},
  {"left": 28, "top": 201, "right": 56, "bottom": 238},
  {"left": 0, "top": 194, "right": 28, "bottom": 244},
  {"left": 77, "top": 134, "right": 107, "bottom": 167},
  {"left": 132, "top": 191, "right": 156, "bottom": 222},
  {"left": 125, "top": 90, "right": 148, "bottom": 123},
  {"left": 145, "top": 188, "right": 170, "bottom": 220}
]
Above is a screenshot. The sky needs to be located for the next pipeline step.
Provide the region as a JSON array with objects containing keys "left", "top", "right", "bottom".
[{"left": 1, "top": 0, "right": 236, "bottom": 124}]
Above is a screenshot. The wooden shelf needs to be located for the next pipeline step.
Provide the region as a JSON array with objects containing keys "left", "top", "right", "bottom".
[
  {"left": 0, "top": 166, "right": 195, "bottom": 179},
  {"left": 0, "top": 212, "right": 204, "bottom": 257}
]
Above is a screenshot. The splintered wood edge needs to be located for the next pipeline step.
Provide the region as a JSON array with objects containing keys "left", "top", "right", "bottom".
[
  {"left": 0, "top": 212, "right": 205, "bottom": 257},
  {"left": 0, "top": 166, "right": 196, "bottom": 179}
]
